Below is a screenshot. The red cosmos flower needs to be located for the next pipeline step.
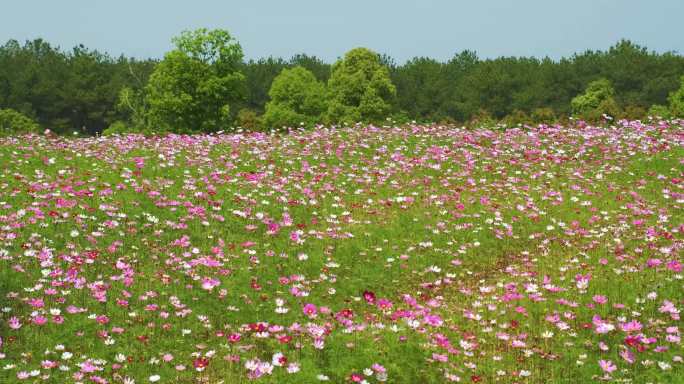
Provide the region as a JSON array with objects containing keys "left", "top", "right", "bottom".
[
  {"left": 278, "top": 335, "right": 292, "bottom": 344},
  {"left": 251, "top": 279, "right": 262, "bottom": 291},
  {"left": 337, "top": 308, "right": 354, "bottom": 319},
  {"left": 249, "top": 323, "right": 266, "bottom": 332},
  {"left": 471, "top": 375, "right": 482, "bottom": 382},
  {"left": 624, "top": 335, "right": 641, "bottom": 347},
  {"left": 193, "top": 357, "right": 209, "bottom": 370},
  {"left": 363, "top": 290, "right": 376, "bottom": 304},
  {"left": 350, "top": 373, "right": 363, "bottom": 382},
  {"left": 227, "top": 333, "right": 241, "bottom": 343}
]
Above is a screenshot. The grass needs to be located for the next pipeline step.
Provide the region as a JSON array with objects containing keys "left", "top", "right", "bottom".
[{"left": 0, "top": 121, "right": 682, "bottom": 383}]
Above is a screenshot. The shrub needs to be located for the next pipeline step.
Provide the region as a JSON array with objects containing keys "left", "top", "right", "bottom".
[
  {"left": 236, "top": 109, "right": 261, "bottom": 131},
  {"left": 502, "top": 109, "right": 530, "bottom": 127},
  {"left": 102, "top": 121, "right": 133, "bottom": 136},
  {"left": 621, "top": 105, "right": 647, "bottom": 120},
  {"left": 531, "top": 107, "right": 556, "bottom": 124},
  {"left": 0, "top": 108, "right": 40, "bottom": 136},
  {"left": 668, "top": 75, "right": 684, "bottom": 118},
  {"left": 647, "top": 105, "right": 671, "bottom": 119},
  {"left": 468, "top": 109, "right": 496, "bottom": 128}
]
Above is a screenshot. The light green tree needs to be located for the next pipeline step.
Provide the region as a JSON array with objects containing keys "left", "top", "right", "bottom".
[
  {"left": 262, "top": 66, "right": 327, "bottom": 129},
  {"left": 647, "top": 105, "right": 671, "bottom": 119},
  {"left": 668, "top": 75, "right": 684, "bottom": 118},
  {"left": 0, "top": 108, "right": 39, "bottom": 136},
  {"left": 571, "top": 78, "right": 621, "bottom": 121},
  {"left": 145, "top": 28, "right": 245, "bottom": 133},
  {"left": 326, "top": 48, "right": 396, "bottom": 125}
]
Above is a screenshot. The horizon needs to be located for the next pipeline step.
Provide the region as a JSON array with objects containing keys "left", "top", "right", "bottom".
[{"left": 2, "top": 0, "right": 683, "bottom": 63}]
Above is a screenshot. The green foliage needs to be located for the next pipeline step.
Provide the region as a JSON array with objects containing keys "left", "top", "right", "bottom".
[
  {"left": 531, "top": 107, "right": 556, "bottom": 124},
  {"left": 239, "top": 57, "right": 289, "bottom": 114},
  {"left": 326, "top": 48, "right": 396, "bottom": 125},
  {"left": 1, "top": 37, "right": 684, "bottom": 134},
  {"left": 647, "top": 104, "right": 671, "bottom": 119},
  {"left": 236, "top": 108, "right": 261, "bottom": 131},
  {"left": 622, "top": 105, "right": 647, "bottom": 120},
  {"left": 101, "top": 120, "right": 132, "bottom": 135},
  {"left": 388, "top": 111, "right": 411, "bottom": 125},
  {"left": 289, "top": 54, "right": 331, "bottom": 83},
  {"left": 0, "top": 39, "right": 155, "bottom": 135},
  {"left": 116, "top": 86, "right": 149, "bottom": 130},
  {"left": 0, "top": 108, "right": 39, "bottom": 135},
  {"left": 571, "top": 79, "right": 620, "bottom": 120},
  {"left": 262, "top": 66, "right": 327, "bottom": 129},
  {"left": 668, "top": 75, "right": 684, "bottom": 117},
  {"left": 468, "top": 109, "right": 496, "bottom": 128},
  {"left": 391, "top": 57, "right": 445, "bottom": 121},
  {"left": 502, "top": 109, "right": 530, "bottom": 127},
  {"left": 145, "top": 28, "right": 245, "bottom": 133}
]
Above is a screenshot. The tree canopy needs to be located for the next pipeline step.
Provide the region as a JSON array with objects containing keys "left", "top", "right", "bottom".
[
  {"left": 145, "top": 28, "right": 246, "bottom": 133},
  {"left": 262, "top": 66, "right": 327, "bottom": 129},
  {"left": 1, "top": 37, "right": 684, "bottom": 134},
  {"left": 668, "top": 75, "right": 684, "bottom": 117},
  {"left": 571, "top": 78, "right": 620, "bottom": 120},
  {"left": 326, "top": 48, "right": 396, "bottom": 125},
  {"left": 0, "top": 108, "right": 39, "bottom": 136}
]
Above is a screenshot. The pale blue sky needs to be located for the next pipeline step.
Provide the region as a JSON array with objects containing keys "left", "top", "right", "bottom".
[{"left": 1, "top": 0, "right": 682, "bottom": 62}]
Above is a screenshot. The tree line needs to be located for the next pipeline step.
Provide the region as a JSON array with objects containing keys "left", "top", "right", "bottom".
[{"left": 1, "top": 29, "right": 684, "bottom": 136}]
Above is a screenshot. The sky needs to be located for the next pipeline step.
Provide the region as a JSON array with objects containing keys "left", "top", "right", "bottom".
[{"left": 1, "top": 0, "right": 683, "bottom": 63}]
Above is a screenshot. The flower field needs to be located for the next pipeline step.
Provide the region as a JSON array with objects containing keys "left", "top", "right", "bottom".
[{"left": 0, "top": 121, "right": 682, "bottom": 383}]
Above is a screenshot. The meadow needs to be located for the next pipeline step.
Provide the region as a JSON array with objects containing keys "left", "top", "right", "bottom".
[{"left": 0, "top": 120, "right": 682, "bottom": 383}]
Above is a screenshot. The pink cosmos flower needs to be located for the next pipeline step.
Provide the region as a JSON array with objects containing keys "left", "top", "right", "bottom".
[
  {"left": 619, "top": 349, "right": 635, "bottom": 364},
  {"left": 8, "top": 317, "right": 21, "bottom": 330},
  {"left": 372, "top": 363, "right": 386, "bottom": 373},
  {"left": 424, "top": 314, "right": 443, "bottom": 327},
  {"left": 33, "top": 315, "right": 48, "bottom": 326},
  {"left": 575, "top": 273, "right": 591, "bottom": 289},
  {"left": 200, "top": 277, "right": 220, "bottom": 291},
  {"left": 598, "top": 359, "right": 617, "bottom": 374},
  {"left": 432, "top": 353, "right": 448, "bottom": 362},
  {"left": 592, "top": 315, "right": 615, "bottom": 334},
  {"left": 667, "top": 260, "right": 682, "bottom": 272},
  {"left": 659, "top": 300, "right": 680, "bottom": 320},
  {"left": 302, "top": 303, "right": 317, "bottom": 318},
  {"left": 620, "top": 320, "right": 642, "bottom": 332},
  {"left": 289, "top": 231, "right": 303, "bottom": 244}
]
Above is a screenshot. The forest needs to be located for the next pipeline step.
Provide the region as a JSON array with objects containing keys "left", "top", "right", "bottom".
[{"left": 1, "top": 29, "right": 684, "bottom": 135}]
